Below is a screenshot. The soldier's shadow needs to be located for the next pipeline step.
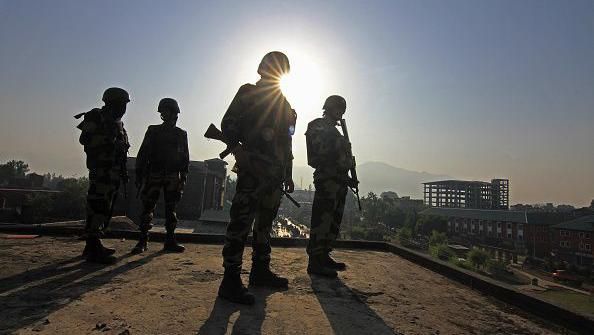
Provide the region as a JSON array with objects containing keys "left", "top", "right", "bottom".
[
  {"left": 310, "top": 274, "right": 399, "bottom": 335},
  {"left": 197, "top": 286, "right": 279, "bottom": 335},
  {"left": 0, "top": 250, "right": 164, "bottom": 333}
]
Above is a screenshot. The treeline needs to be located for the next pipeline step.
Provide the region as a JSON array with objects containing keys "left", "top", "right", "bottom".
[{"left": 0, "top": 160, "right": 88, "bottom": 223}]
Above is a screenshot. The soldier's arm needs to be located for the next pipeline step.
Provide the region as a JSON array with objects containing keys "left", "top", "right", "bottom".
[
  {"left": 180, "top": 130, "right": 190, "bottom": 184},
  {"left": 135, "top": 127, "right": 152, "bottom": 179},
  {"left": 221, "top": 84, "right": 251, "bottom": 146}
]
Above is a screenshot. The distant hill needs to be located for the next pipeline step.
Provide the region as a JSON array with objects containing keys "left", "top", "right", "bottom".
[{"left": 293, "top": 161, "right": 451, "bottom": 199}]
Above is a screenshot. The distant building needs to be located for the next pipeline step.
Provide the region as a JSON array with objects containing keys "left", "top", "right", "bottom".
[
  {"left": 422, "top": 207, "right": 527, "bottom": 253},
  {"left": 423, "top": 179, "right": 509, "bottom": 210},
  {"left": 551, "top": 215, "right": 594, "bottom": 266},
  {"left": 121, "top": 157, "right": 227, "bottom": 222},
  {"left": 380, "top": 191, "right": 424, "bottom": 210}
]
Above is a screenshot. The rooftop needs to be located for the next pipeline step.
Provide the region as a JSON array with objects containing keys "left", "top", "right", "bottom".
[
  {"left": 553, "top": 215, "right": 594, "bottom": 232},
  {"left": 421, "top": 207, "right": 528, "bottom": 223},
  {"left": 0, "top": 236, "right": 565, "bottom": 334},
  {"left": 423, "top": 180, "right": 492, "bottom": 185}
]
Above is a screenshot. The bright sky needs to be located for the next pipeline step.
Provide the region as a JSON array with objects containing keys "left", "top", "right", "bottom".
[{"left": 1, "top": 0, "right": 593, "bottom": 206}]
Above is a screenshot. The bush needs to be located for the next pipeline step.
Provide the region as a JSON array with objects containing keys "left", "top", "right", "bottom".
[
  {"left": 429, "top": 230, "right": 448, "bottom": 246},
  {"left": 399, "top": 227, "right": 413, "bottom": 246},
  {"left": 454, "top": 258, "right": 472, "bottom": 270},
  {"left": 468, "top": 248, "right": 490, "bottom": 270},
  {"left": 430, "top": 244, "right": 455, "bottom": 261},
  {"left": 486, "top": 260, "right": 507, "bottom": 276}
]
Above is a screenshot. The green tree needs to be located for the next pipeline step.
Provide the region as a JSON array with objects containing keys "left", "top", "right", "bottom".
[
  {"left": 468, "top": 248, "right": 490, "bottom": 270},
  {"left": 416, "top": 214, "right": 447, "bottom": 236},
  {"left": 399, "top": 227, "right": 413, "bottom": 246},
  {"left": 430, "top": 244, "right": 455, "bottom": 261},
  {"left": 0, "top": 160, "right": 30, "bottom": 182}
]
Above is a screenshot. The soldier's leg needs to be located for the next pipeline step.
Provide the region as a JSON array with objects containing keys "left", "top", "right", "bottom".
[
  {"left": 248, "top": 188, "right": 288, "bottom": 288},
  {"left": 132, "top": 175, "right": 160, "bottom": 254},
  {"left": 83, "top": 168, "right": 118, "bottom": 264},
  {"left": 325, "top": 185, "right": 348, "bottom": 271},
  {"left": 219, "top": 173, "right": 257, "bottom": 305},
  {"left": 162, "top": 173, "right": 185, "bottom": 252},
  {"left": 307, "top": 179, "right": 341, "bottom": 277}
]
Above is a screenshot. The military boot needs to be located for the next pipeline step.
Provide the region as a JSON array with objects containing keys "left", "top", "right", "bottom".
[
  {"left": 131, "top": 231, "right": 149, "bottom": 254},
  {"left": 307, "top": 255, "right": 338, "bottom": 277},
  {"left": 325, "top": 253, "right": 346, "bottom": 271},
  {"left": 82, "top": 237, "right": 115, "bottom": 257},
  {"left": 163, "top": 231, "right": 185, "bottom": 253},
  {"left": 84, "top": 236, "right": 117, "bottom": 264},
  {"left": 249, "top": 263, "right": 289, "bottom": 288},
  {"left": 218, "top": 270, "right": 255, "bottom": 305}
]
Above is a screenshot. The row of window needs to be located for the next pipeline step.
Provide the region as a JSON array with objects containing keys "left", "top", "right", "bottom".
[
  {"left": 559, "top": 230, "right": 591, "bottom": 239},
  {"left": 559, "top": 241, "right": 592, "bottom": 251}
]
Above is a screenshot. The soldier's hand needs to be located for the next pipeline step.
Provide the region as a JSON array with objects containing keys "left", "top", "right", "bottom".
[
  {"left": 284, "top": 179, "right": 295, "bottom": 193},
  {"left": 347, "top": 178, "right": 359, "bottom": 189},
  {"left": 180, "top": 173, "right": 188, "bottom": 186}
]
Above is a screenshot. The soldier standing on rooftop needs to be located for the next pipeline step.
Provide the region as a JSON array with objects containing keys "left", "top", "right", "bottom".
[
  {"left": 75, "top": 87, "right": 130, "bottom": 264},
  {"left": 305, "top": 95, "right": 357, "bottom": 277},
  {"left": 132, "top": 98, "right": 189, "bottom": 254},
  {"left": 217, "top": 51, "right": 297, "bottom": 305}
]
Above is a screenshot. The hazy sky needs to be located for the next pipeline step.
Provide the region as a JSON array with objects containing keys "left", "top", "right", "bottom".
[{"left": 1, "top": 0, "right": 593, "bottom": 206}]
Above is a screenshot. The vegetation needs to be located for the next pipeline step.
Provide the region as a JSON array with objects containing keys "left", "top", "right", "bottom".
[
  {"left": 0, "top": 160, "right": 30, "bottom": 183},
  {"left": 468, "top": 248, "right": 490, "bottom": 270}
]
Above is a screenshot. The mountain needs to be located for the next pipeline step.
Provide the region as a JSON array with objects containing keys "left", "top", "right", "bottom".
[{"left": 292, "top": 161, "right": 451, "bottom": 199}]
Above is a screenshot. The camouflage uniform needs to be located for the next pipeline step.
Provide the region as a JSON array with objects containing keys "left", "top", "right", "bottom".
[
  {"left": 221, "top": 79, "right": 295, "bottom": 274},
  {"left": 305, "top": 116, "right": 353, "bottom": 257},
  {"left": 77, "top": 108, "right": 129, "bottom": 238},
  {"left": 136, "top": 124, "right": 189, "bottom": 233}
]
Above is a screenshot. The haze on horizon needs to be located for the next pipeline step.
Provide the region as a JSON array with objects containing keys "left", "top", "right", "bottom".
[{"left": 0, "top": 0, "right": 593, "bottom": 206}]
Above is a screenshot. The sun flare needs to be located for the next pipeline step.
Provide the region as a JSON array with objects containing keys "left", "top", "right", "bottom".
[{"left": 279, "top": 54, "right": 326, "bottom": 122}]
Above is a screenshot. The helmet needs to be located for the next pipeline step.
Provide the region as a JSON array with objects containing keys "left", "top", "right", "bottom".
[
  {"left": 102, "top": 87, "right": 130, "bottom": 103},
  {"left": 158, "top": 98, "right": 180, "bottom": 113},
  {"left": 257, "top": 51, "right": 290, "bottom": 78},
  {"left": 323, "top": 95, "right": 346, "bottom": 110}
]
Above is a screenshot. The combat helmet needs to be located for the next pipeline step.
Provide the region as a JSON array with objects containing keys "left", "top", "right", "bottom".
[
  {"left": 102, "top": 87, "right": 130, "bottom": 103},
  {"left": 257, "top": 51, "right": 290, "bottom": 78},
  {"left": 323, "top": 95, "right": 346, "bottom": 111},
  {"left": 158, "top": 98, "right": 180, "bottom": 114}
]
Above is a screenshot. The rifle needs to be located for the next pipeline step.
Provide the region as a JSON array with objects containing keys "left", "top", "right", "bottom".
[
  {"left": 204, "top": 123, "right": 301, "bottom": 208},
  {"left": 340, "top": 119, "right": 362, "bottom": 211}
]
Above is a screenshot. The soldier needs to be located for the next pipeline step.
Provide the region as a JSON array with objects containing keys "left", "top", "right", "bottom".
[
  {"left": 76, "top": 87, "right": 130, "bottom": 264},
  {"left": 132, "top": 98, "right": 188, "bottom": 254},
  {"left": 217, "top": 51, "right": 296, "bottom": 305},
  {"left": 305, "top": 95, "right": 356, "bottom": 277}
]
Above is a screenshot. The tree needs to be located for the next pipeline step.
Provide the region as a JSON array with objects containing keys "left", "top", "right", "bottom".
[
  {"left": 0, "top": 160, "right": 30, "bottom": 182},
  {"left": 468, "top": 248, "right": 490, "bottom": 270},
  {"left": 591, "top": 199, "right": 594, "bottom": 209},
  {"left": 416, "top": 215, "right": 447, "bottom": 236},
  {"left": 399, "top": 227, "right": 412, "bottom": 246}
]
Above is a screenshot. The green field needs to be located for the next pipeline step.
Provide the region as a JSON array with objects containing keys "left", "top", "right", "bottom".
[{"left": 536, "top": 289, "right": 594, "bottom": 317}]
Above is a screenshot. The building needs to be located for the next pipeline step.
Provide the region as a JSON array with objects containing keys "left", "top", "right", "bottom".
[
  {"left": 121, "top": 157, "right": 227, "bottom": 222},
  {"left": 422, "top": 207, "right": 527, "bottom": 253},
  {"left": 423, "top": 179, "right": 509, "bottom": 210},
  {"left": 551, "top": 215, "right": 594, "bottom": 266}
]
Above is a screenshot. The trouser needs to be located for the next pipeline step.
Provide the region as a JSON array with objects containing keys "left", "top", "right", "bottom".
[
  {"left": 85, "top": 168, "right": 121, "bottom": 237},
  {"left": 307, "top": 178, "right": 348, "bottom": 257},
  {"left": 139, "top": 172, "right": 183, "bottom": 233},
  {"left": 222, "top": 171, "right": 282, "bottom": 273}
]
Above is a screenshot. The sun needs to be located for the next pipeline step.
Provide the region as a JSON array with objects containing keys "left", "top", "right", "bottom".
[{"left": 279, "top": 54, "right": 326, "bottom": 123}]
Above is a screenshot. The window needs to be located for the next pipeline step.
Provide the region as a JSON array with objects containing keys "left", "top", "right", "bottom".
[
  {"left": 586, "top": 233, "right": 591, "bottom": 239},
  {"left": 586, "top": 244, "right": 592, "bottom": 251},
  {"left": 560, "top": 241, "right": 570, "bottom": 248},
  {"left": 579, "top": 232, "right": 584, "bottom": 239}
]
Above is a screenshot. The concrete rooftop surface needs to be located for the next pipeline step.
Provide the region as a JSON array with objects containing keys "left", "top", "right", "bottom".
[{"left": 0, "top": 236, "right": 567, "bottom": 335}]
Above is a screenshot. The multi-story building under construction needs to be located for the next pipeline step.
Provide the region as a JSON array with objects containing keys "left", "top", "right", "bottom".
[{"left": 423, "top": 179, "right": 509, "bottom": 210}]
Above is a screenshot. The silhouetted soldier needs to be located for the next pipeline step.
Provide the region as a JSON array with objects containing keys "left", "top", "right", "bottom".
[
  {"left": 75, "top": 87, "right": 130, "bottom": 264},
  {"left": 133, "top": 98, "right": 189, "bottom": 254},
  {"left": 218, "top": 51, "right": 296, "bottom": 304},
  {"left": 305, "top": 95, "right": 356, "bottom": 277}
]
